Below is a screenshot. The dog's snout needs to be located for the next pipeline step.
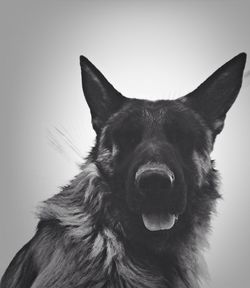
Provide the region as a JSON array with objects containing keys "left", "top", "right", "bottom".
[{"left": 135, "top": 163, "right": 175, "bottom": 195}]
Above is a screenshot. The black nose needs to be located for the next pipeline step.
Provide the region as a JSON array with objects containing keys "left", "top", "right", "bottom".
[{"left": 136, "top": 167, "right": 174, "bottom": 196}]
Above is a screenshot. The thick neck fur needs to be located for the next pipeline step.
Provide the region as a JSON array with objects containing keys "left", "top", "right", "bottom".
[{"left": 37, "top": 162, "right": 211, "bottom": 288}]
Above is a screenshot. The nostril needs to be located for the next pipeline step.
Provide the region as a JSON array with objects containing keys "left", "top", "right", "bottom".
[{"left": 137, "top": 173, "right": 173, "bottom": 193}]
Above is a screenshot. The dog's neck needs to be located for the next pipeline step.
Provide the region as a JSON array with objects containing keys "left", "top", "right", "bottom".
[
  {"left": 100, "top": 228, "right": 208, "bottom": 288},
  {"left": 75, "top": 225, "right": 208, "bottom": 288}
]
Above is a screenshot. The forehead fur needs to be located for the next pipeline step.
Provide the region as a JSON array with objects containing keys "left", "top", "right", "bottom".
[{"left": 107, "top": 98, "right": 207, "bottom": 134}]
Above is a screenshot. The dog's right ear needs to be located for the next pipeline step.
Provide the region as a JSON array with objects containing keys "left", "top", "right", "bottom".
[{"left": 80, "top": 56, "right": 127, "bottom": 133}]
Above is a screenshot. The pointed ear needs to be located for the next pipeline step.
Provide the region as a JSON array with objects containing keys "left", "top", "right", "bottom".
[
  {"left": 80, "top": 56, "right": 127, "bottom": 133},
  {"left": 180, "top": 53, "right": 247, "bottom": 135}
]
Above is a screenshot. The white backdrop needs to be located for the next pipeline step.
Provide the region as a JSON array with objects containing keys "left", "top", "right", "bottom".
[{"left": 1, "top": 1, "right": 250, "bottom": 287}]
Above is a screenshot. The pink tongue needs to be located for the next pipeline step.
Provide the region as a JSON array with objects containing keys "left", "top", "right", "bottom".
[{"left": 142, "top": 213, "right": 176, "bottom": 231}]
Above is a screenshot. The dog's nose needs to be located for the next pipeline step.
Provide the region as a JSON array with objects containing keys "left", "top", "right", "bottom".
[
  {"left": 138, "top": 172, "right": 173, "bottom": 191},
  {"left": 135, "top": 164, "right": 175, "bottom": 195}
]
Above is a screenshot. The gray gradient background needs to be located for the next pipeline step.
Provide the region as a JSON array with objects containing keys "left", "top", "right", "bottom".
[{"left": 1, "top": 0, "right": 250, "bottom": 287}]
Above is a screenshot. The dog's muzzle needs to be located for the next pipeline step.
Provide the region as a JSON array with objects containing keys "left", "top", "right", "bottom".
[{"left": 134, "top": 163, "right": 178, "bottom": 231}]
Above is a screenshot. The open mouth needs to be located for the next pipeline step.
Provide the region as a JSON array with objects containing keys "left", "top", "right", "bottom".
[
  {"left": 142, "top": 212, "right": 178, "bottom": 231},
  {"left": 132, "top": 163, "right": 182, "bottom": 232}
]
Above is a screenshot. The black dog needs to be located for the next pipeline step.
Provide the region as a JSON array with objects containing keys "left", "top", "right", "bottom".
[{"left": 1, "top": 53, "right": 246, "bottom": 288}]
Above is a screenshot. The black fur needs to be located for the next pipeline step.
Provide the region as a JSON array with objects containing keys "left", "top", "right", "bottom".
[{"left": 1, "top": 53, "right": 246, "bottom": 288}]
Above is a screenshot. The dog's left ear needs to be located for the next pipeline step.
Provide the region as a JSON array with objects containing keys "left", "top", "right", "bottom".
[
  {"left": 80, "top": 56, "right": 127, "bottom": 133},
  {"left": 180, "top": 53, "right": 247, "bottom": 135}
]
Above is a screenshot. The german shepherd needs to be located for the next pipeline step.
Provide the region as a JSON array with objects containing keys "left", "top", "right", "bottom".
[{"left": 1, "top": 53, "right": 246, "bottom": 288}]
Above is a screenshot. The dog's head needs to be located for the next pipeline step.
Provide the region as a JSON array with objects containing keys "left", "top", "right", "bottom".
[{"left": 80, "top": 54, "right": 246, "bottom": 251}]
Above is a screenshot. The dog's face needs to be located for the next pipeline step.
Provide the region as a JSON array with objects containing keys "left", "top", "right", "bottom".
[{"left": 80, "top": 54, "right": 246, "bottom": 251}]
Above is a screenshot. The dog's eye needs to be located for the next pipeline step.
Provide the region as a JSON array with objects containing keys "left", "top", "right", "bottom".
[
  {"left": 167, "top": 129, "right": 196, "bottom": 156},
  {"left": 113, "top": 129, "right": 141, "bottom": 150},
  {"left": 128, "top": 135, "right": 140, "bottom": 146}
]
